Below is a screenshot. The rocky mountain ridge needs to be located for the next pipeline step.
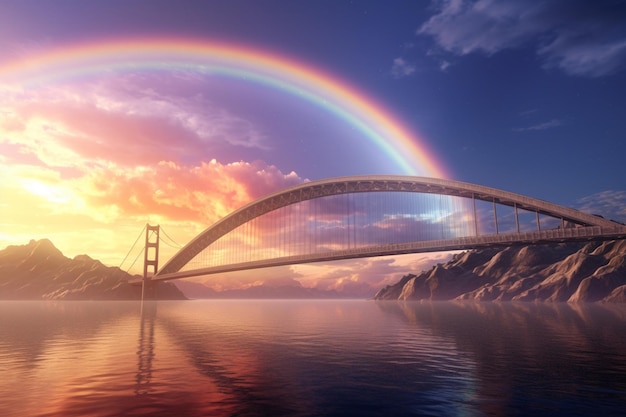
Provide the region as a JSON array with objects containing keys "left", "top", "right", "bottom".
[
  {"left": 375, "top": 240, "right": 626, "bottom": 303},
  {"left": 0, "top": 239, "right": 185, "bottom": 300}
]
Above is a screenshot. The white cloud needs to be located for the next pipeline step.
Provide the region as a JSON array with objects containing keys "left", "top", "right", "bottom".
[
  {"left": 418, "top": 0, "right": 626, "bottom": 77},
  {"left": 391, "top": 57, "right": 416, "bottom": 78},
  {"left": 577, "top": 191, "right": 626, "bottom": 223},
  {"left": 539, "top": 37, "right": 626, "bottom": 78},
  {"left": 79, "top": 75, "right": 270, "bottom": 150},
  {"left": 518, "top": 108, "right": 539, "bottom": 117},
  {"left": 512, "top": 118, "right": 563, "bottom": 132}
]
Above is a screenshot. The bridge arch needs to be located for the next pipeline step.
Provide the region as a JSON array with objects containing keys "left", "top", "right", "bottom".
[{"left": 156, "top": 175, "right": 625, "bottom": 280}]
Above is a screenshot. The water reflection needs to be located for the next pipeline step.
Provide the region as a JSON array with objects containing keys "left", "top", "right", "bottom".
[
  {"left": 153, "top": 300, "right": 478, "bottom": 417},
  {"left": 136, "top": 301, "right": 156, "bottom": 396},
  {"left": 376, "top": 301, "right": 626, "bottom": 416},
  {"left": 0, "top": 302, "right": 141, "bottom": 416},
  {"left": 1, "top": 300, "right": 625, "bottom": 417},
  {"left": 154, "top": 307, "right": 280, "bottom": 416},
  {"left": 0, "top": 301, "right": 136, "bottom": 367}
]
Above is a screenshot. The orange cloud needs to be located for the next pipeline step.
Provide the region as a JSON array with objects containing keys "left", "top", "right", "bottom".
[{"left": 75, "top": 159, "right": 303, "bottom": 224}]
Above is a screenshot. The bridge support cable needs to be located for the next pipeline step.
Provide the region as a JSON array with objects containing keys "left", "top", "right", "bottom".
[
  {"left": 493, "top": 198, "right": 499, "bottom": 235},
  {"left": 119, "top": 224, "right": 147, "bottom": 273},
  {"left": 127, "top": 247, "right": 146, "bottom": 274},
  {"left": 473, "top": 194, "right": 479, "bottom": 237},
  {"left": 159, "top": 226, "right": 182, "bottom": 249}
]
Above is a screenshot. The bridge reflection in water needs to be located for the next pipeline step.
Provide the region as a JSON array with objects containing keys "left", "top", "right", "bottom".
[
  {"left": 152, "top": 175, "right": 626, "bottom": 281},
  {"left": 136, "top": 302, "right": 156, "bottom": 396}
]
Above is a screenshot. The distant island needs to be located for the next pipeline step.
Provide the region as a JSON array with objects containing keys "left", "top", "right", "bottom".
[
  {"left": 0, "top": 239, "right": 185, "bottom": 300},
  {"left": 375, "top": 240, "right": 626, "bottom": 303}
]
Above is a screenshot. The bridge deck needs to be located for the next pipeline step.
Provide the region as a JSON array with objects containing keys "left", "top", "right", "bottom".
[{"left": 151, "top": 225, "right": 626, "bottom": 281}]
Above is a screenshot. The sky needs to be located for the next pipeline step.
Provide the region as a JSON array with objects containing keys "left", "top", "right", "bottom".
[{"left": 1, "top": 0, "right": 625, "bottom": 296}]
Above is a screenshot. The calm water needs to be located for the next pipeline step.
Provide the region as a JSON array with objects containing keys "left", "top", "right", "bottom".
[{"left": 1, "top": 300, "right": 625, "bottom": 417}]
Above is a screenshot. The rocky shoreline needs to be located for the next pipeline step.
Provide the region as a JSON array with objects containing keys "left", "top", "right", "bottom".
[{"left": 375, "top": 240, "right": 626, "bottom": 303}]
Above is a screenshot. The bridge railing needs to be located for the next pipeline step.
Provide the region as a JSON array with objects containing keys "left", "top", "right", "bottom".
[{"left": 152, "top": 225, "right": 626, "bottom": 281}]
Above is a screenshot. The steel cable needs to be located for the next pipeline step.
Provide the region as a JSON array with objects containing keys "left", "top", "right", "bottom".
[{"left": 119, "top": 224, "right": 146, "bottom": 272}]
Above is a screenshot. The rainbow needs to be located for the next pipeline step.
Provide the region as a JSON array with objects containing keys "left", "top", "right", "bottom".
[{"left": 0, "top": 38, "right": 448, "bottom": 178}]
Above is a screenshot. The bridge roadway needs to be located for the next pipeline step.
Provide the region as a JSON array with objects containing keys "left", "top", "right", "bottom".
[
  {"left": 143, "top": 175, "right": 626, "bottom": 281},
  {"left": 151, "top": 225, "right": 626, "bottom": 281}
]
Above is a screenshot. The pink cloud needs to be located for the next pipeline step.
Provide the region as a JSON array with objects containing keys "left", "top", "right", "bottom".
[
  {"left": 0, "top": 76, "right": 270, "bottom": 169},
  {"left": 77, "top": 159, "right": 304, "bottom": 224},
  {"left": 35, "top": 103, "right": 199, "bottom": 164},
  {"left": 4, "top": 99, "right": 222, "bottom": 167}
]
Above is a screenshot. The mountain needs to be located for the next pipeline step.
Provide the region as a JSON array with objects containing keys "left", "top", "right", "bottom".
[
  {"left": 0, "top": 239, "right": 185, "bottom": 300},
  {"left": 175, "top": 279, "right": 345, "bottom": 299},
  {"left": 374, "top": 240, "right": 626, "bottom": 303}
]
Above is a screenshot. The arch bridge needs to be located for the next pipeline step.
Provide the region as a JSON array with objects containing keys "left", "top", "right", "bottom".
[{"left": 153, "top": 175, "right": 626, "bottom": 281}]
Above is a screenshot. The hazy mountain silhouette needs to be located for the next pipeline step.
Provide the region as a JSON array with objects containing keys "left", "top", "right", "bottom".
[
  {"left": 175, "top": 279, "right": 346, "bottom": 299},
  {"left": 0, "top": 239, "right": 185, "bottom": 300},
  {"left": 375, "top": 240, "right": 626, "bottom": 303}
]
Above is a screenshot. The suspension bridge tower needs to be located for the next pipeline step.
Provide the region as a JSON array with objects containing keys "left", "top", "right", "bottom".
[{"left": 142, "top": 224, "right": 160, "bottom": 300}]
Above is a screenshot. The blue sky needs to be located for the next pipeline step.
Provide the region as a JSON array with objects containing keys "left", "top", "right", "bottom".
[{"left": 1, "top": 0, "right": 625, "bottom": 294}]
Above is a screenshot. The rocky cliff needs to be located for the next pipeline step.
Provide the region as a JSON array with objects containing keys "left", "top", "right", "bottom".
[
  {"left": 374, "top": 240, "right": 626, "bottom": 303},
  {"left": 0, "top": 239, "right": 186, "bottom": 300}
]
